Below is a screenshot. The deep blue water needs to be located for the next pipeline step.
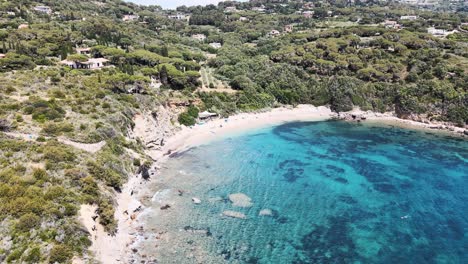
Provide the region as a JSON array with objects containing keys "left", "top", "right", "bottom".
[{"left": 141, "top": 121, "right": 468, "bottom": 263}]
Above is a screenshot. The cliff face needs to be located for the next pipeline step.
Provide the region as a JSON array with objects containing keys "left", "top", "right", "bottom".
[{"left": 130, "top": 105, "right": 180, "bottom": 157}]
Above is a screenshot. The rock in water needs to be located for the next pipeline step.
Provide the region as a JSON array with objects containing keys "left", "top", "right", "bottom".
[
  {"left": 192, "top": 197, "right": 201, "bottom": 204},
  {"left": 228, "top": 193, "right": 253, "bottom": 207},
  {"left": 223, "top": 210, "right": 246, "bottom": 219},
  {"left": 259, "top": 209, "right": 273, "bottom": 216}
]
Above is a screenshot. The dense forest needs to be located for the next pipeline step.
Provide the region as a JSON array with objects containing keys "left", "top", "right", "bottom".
[{"left": 0, "top": 0, "right": 466, "bottom": 262}]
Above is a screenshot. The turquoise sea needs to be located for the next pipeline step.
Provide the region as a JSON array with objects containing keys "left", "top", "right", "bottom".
[{"left": 138, "top": 121, "right": 468, "bottom": 264}]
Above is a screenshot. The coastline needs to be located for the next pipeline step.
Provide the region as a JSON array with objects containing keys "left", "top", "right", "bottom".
[{"left": 77, "top": 104, "right": 466, "bottom": 263}]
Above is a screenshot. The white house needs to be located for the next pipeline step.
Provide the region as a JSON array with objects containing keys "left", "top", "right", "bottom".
[
  {"left": 123, "top": 14, "right": 139, "bottom": 22},
  {"left": 427, "top": 27, "right": 458, "bottom": 37},
  {"left": 209, "top": 42, "right": 222, "bottom": 49},
  {"left": 191, "top": 34, "right": 206, "bottom": 42},
  {"left": 239, "top": 16, "right": 249, "bottom": 22},
  {"left": 268, "top": 30, "right": 281, "bottom": 37},
  {"left": 18, "top": 24, "right": 29, "bottom": 29},
  {"left": 225, "top": 6, "right": 237, "bottom": 13},
  {"left": 168, "top": 13, "right": 188, "bottom": 21},
  {"left": 60, "top": 58, "right": 109, "bottom": 69},
  {"left": 400, "top": 15, "right": 418, "bottom": 20},
  {"left": 34, "top": 6, "right": 52, "bottom": 14},
  {"left": 6, "top": 11, "right": 15, "bottom": 16},
  {"left": 0, "top": 54, "right": 5, "bottom": 59}
]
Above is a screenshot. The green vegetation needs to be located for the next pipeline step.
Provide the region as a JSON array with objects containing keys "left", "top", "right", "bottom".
[{"left": 0, "top": 0, "right": 466, "bottom": 262}]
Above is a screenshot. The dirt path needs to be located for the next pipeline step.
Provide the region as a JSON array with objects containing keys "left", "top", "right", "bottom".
[{"left": 3, "top": 132, "right": 106, "bottom": 153}]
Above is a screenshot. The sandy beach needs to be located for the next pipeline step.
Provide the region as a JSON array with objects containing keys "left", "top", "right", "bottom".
[{"left": 76, "top": 104, "right": 466, "bottom": 263}]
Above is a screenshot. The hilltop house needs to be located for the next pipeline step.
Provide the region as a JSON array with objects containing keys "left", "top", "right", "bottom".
[
  {"left": 34, "top": 6, "right": 52, "bottom": 14},
  {"left": 284, "top": 24, "right": 294, "bottom": 33},
  {"left": 191, "top": 34, "right": 206, "bottom": 42},
  {"left": 60, "top": 58, "right": 109, "bottom": 69},
  {"left": 239, "top": 16, "right": 249, "bottom": 22},
  {"left": 0, "top": 54, "right": 5, "bottom": 59}
]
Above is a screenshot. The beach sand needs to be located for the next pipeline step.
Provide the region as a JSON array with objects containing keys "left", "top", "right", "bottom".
[{"left": 77, "top": 104, "right": 466, "bottom": 263}]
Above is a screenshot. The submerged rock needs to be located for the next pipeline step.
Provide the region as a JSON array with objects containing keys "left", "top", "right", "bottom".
[
  {"left": 223, "top": 210, "right": 247, "bottom": 219},
  {"left": 259, "top": 209, "right": 273, "bottom": 216},
  {"left": 228, "top": 193, "right": 253, "bottom": 207}
]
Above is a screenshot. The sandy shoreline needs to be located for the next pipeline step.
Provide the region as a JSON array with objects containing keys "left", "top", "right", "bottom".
[{"left": 77, "top": 104, "right": 466, "bottom": 263}]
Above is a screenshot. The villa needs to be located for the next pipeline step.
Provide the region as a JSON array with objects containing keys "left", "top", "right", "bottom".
[{"left": 60, "top": 58, "right": 109, "bottom": 69}]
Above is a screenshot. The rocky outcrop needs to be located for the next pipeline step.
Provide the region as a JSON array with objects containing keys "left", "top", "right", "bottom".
[
  {"left": 228, "top": 193, "right": 253, "bottom": 208},
  {"left": 130, "top": 105, "right": 179, "bottom": 152}
]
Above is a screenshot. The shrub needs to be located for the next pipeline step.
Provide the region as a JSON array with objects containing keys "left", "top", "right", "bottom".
[
  {"left": 25, "top": 247, "right": 41, "bottom": 263},
  {"left": 178, "top": 112, "right": 196, "bottom": 126},
  {"left": 187, "top": 106, "right": 199, "bottom": 118},
  {"left": 49, "top": 244, "right": 72, "bottom": 264},
  {"left": 133, "top": 158, "right": 141, "bottom": 167},
  {"left": 16, "top": 213, "right": 41, "bottom": 232}
]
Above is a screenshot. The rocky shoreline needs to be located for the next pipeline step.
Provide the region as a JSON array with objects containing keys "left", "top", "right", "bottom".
[
  {"left": 333, "top": 110, "right": 467, "bottom": 137},
  {"left": 81, "top": 104, "right": 466, "bottom": 264}
]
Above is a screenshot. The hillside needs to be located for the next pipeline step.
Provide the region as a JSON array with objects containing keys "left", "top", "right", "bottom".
[{"left": 0, "top": 0, "right": 466, "bottom": 263}]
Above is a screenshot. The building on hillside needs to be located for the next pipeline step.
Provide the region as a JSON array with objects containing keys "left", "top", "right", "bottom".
[
  {"left": 252, "top": 6, "right": 266, "bottom": 12},
  {"left": 123, "top": 14, "right": 139, "bottom": 22},
  {"left": 76, "top": 47, "right": 91, "bottom": 56},
  {"left": 209, "top": 42, "right": 222, "bottom": 49},
  {"left": 34, "top": 6, "right": 52, "bottom": 14},
  {"left": 427, "top": 27, "right": 458, "bottom": 37},
  {"left": 225, "top": 6, "right": 237, "bottom": 13},
  {"left": 400, "top": 15, "right": 418, "bottom": 20},
  {"left": 383, "top": 20, "right": 401, "bottom": 29},
  {"left": 0, "top": 54, "right": 5, "bottom": 59},
  {"left": 239, "top": 16, "right": 249, "bottom": 22},
  {"left": 168, "top": 13, "right": 189, "bottom": 21},
  {"left": 6, "top": 11, "right": 15, "bottom": 16},
  {"left": 268, "top": 30, "right": 281, "bottom": 37},
  {"left": 284, "top": 24, "right": 294, "bottom": 33},
  {"left": 199, "top": 111, "right": 218, "bottom": 120},
  {"left": 191, "top": 34, "right": 206, "bottom": 42},
  {"left": 18, "top": 24, "right": 29, "bottom": 29},
  {"left": 60, "top": 58, "right": 109, "bottom": 69},
  {"left": 302, "top": 11, "right": 314, "bottom": 18}
]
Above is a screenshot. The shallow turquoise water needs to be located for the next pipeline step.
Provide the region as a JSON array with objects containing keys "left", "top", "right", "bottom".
[{"left": 140, "top": 121, "right": 468, "bottom": 263}]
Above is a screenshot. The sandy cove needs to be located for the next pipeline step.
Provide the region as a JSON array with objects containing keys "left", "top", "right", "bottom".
[{"left": 76, "top": 104, "right": 466, "bottom": 263}]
